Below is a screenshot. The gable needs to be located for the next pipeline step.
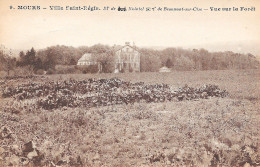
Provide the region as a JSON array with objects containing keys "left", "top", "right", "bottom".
[{"left": 115, "top": 45, "right": 140, "bottom": 55}]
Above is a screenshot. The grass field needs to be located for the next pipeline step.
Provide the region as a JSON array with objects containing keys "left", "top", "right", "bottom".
[{"left": 0, "top": 69, "right": 259, "bottom": 166}]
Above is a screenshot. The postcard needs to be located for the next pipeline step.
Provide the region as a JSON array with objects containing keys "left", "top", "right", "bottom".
[{"left": 0, "top": 0, "right": 259, "bottom": 166}]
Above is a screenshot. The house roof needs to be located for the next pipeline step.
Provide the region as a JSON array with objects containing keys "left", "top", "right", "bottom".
[
  {"left": 78, "top": 53, "right": 93, "bottom": 62},
  {"left": 78, "top": 43, "right": 140, "bottom": 63}
]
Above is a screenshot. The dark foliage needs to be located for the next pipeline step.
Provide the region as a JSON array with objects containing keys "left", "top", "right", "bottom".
[{"left": 2, "top": 78, "right": 228, "bottom": 110}]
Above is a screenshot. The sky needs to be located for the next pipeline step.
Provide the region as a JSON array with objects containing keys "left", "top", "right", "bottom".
[{"left": 0, "top": 0, "right": 260, "bottom": 56}]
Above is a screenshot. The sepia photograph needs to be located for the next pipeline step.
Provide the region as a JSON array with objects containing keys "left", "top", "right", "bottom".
[{"left": 0, "top": 0, "right": 260, "bottom": 166}]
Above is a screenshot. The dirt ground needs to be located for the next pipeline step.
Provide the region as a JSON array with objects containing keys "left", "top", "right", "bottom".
[{"left": 0, "top": 69, "right": 259, "bottom": 166}]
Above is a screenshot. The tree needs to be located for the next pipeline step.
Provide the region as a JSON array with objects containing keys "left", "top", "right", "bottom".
[
  {"left": 165, "top": 58, "right": 173, "bottom": 68},
  {"left": 17, "top": 48, "right": 37, "bottom": 73},
  {"left": 28, "top": 48, "right": 36, "bottom": 71},
  {"left": 34, "top": 57, "right": 43, "bottom": 70},
  {"left": 17, "top": 51, "right": 25, "bottom": 66},
  {"left": 0, "top": 50, "right": 16, "bottom": 76},
  {"left": 191, "top": 49, "right": 201, "bottom": 70},
  {"left": 175, "top": 55, "right": 195, "bottom": 71},
  {"left": 140, "top": 49, "right": 161, "bottom": 72},
  {"left": 43, "top": 48, "right": 57, "bottom": 70},
  {"left": 69, "top": 58, "right": 77, "bottom": 65},
  {"left": 209, "top": 56, "right": 216, "bottom": 70},
  {"left": 160, "top": 48, "right": 176, "bottom": 67},
  {"left": 89, "top": 44, "right": 110, "bottom": 53},
  {"left": 199, "top": 49, "right": 210, "bottom": 70},
  {"left": 96, "top": 52, "right": 115, "bottom": 73}
]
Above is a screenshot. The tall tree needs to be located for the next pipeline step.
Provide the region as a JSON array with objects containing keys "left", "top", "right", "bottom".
[
  {"left": 0, "top": 50, "right": 16, "bottom": 76},
  {"left": 43, "top": 48, "right": 57, "bottom": 70}
]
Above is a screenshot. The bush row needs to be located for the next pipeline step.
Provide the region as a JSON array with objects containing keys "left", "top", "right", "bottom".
[{"left": 2, "top": 78, "right": 228, "bottom": 110}]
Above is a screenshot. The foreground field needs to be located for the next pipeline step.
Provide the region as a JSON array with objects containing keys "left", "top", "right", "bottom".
[{"left": 0, "top": 69, "right": 259, "bottom": 166}]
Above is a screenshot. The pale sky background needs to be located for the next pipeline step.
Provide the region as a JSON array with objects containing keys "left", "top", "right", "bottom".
[{"left": 0, "top": 0, "right": 260, "bottom": 56}]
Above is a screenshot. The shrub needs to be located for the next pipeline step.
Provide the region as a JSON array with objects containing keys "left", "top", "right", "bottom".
[
  {"left": 88, "top": 65, "right": 99, "bottom": 73},
  {"left": 46, "top": 68, "right": 55, "bottom": 75},
  {"left": 77, "top": 65, "right": 99, "bottom": 74},
  {"left": 55, "top": 65, "right": 77, "bottom": 74},
  {"left": 82, "top": 69, "right": 87, "bottom": 74},
  {"left": 13, "top": 66, "right": 33, "bottom": 76},
  {"left": 35, "top": 69, "right": 45, "bottom": 75}
]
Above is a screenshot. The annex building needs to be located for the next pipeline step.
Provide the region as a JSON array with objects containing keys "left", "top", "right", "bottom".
[{"left": 77, "top": 42, "right": 141, "bottom": 73}]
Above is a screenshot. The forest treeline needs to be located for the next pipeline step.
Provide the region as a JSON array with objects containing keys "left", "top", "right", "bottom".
[{"left": 0, "top": 44, "right": 259, "bottom": 75}]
